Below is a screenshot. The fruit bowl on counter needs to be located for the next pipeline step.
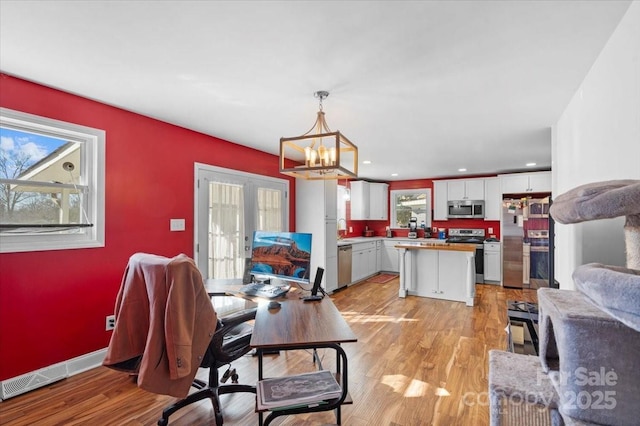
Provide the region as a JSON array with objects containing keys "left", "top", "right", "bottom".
[{"left": 363, "top": 229, "right": 375, "bottom": 237}]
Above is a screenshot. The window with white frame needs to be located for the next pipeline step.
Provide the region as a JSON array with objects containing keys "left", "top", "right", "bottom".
[
  {"left": 390, "top": 188, "right": 432, "bottom": 229},
  {"left": 0, "top": 108, "right": 105, "bottom": 253}
]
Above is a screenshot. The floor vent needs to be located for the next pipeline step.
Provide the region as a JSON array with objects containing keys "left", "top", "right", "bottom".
[
  {"left": 0, "top": 348, "right": 107, "bottom": 400},
  {"left": 0, "top": 363, "right": 68, "bottom": 400}
]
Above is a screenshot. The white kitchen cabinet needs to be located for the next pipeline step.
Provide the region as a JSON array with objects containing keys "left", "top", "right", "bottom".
[
  {"left": 411, "top": 249, "right": 439, "bottom": 297},
  {"left": 324, "top": 178, "right": 337, "bottom": 220},
  {"left": 500, "top": 171, "right": 551, "bottom": 194},
  {"left": 296, "top": 179, "right": 338, "bottom": 293},
  {"left": 483, "top": 242, "right": 501, "bottom": 283},
  {"left": 447, "top": 178, "right": 485, "bottom": 200},
  {"left": 408, "top": 248, "right": 472, "bottom": 304},
  {"left": 528, "top": 172, "right": 551, "bottom": 193},
  {"left": 437, "top": 251, "right": 469, "bottom": 302},
  {"left": 350, "top": 181, "right": 388, "bottom": 220},
  {"left": 369, "top": 183, "right": 389, "bottom": 220},
  {"left": 375, "top": 240, "right": 382, "bottom": 272},
  {"left": 433, "top": 180, "right": 448, "bottom": 221},
  {"left": 350, "top": 181, "right": 369, "bottom": 220},
  {"left": 381, "top": 240, "right": 400, "bottom": 272},
  {"left": 324, "top": 220, "right": 338, "bottom": 292},
  {"left": 351, "top": 241, "right": 377, "bottom": 282},
  {"left": 483, "top": 177, "right": 501, "bottom": 221}
]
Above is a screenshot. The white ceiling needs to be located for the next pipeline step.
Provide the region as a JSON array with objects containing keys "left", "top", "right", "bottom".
[{"left": 0, "top": 1, "right": 631, "bottom": 181}]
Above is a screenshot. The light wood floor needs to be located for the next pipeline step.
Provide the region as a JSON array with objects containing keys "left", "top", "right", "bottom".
[{"left": 0, "top": 278, "right": 536, "bottom": 426}]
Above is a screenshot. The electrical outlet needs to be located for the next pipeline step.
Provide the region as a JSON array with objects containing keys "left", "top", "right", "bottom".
[
  {"left": 105, "top": 315, "right": 115, "bottom": 331},
  {"left": 488, "top": 227, "right": 494, "bottom": 234},
  {"left": 349, "top": 226, "right": 353, "bottom": 233}
]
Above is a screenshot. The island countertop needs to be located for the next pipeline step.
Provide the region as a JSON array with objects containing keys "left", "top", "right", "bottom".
[{"left": 394, "top": 242, "right": 477, "bottom": 252}]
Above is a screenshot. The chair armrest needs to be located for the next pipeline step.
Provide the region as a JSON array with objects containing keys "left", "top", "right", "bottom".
[
  {"left": 220, "top": 307, "right": 257, "bottom": 328},
  {"left": 210, "top": 307, "right": 257, "bottom": 364}
]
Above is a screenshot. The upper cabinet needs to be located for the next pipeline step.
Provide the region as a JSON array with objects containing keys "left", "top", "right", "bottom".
[
  {"left": 350, "top": 181, "right": 369, "bottom": 220},
  {"left": 350, "top": 181, "right": 389, "bottom": 221},
  {"left": 433, "top": 181, "right": 448, "bottom": 221},
  {"left": 447, "top": 178, "right": 485, "bottom": 200},
  {"left": 483, "top": 177, "right": 501, "bottom": 221},
  {"left": 500, "top": 171, "right": 551, "bottom": 194},
  {"left": 368, "top": 182, "right": 389, "bottom": 220}
]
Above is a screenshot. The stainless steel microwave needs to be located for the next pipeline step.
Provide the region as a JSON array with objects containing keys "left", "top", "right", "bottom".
[{"left": 447, "top": 200, "right": 485, "bottom": 219}]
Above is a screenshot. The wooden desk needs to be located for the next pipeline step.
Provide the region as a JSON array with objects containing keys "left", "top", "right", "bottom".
[
  {"left": 251, "top": 295, "right": 357, "bottom": 349},
  {"left": 252, "top": 296, "right": 357, "bottom": 425},
  {"left": 205, "top": 279, "right": 357, "bottom": 425}
]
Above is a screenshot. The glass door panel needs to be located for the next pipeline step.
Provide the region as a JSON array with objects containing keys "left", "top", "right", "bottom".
[
  {"left": 195, "top": 164, "right": 288, "bottom": 280},
  {"left": 207, "top": 181, "right": 245, "bottom": 280}
]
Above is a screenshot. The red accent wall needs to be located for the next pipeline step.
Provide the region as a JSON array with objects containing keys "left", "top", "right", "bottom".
[
  {"left": 344, "top": 178, "right": 501, "bottom": 240},
  {"left": 0, "top": 74, "right": 296, "bottom": 380}
]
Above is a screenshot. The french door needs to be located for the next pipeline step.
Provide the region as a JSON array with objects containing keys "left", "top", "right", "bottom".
[{"left": 194, "top": 163, "right": 288, "bottom": 280}]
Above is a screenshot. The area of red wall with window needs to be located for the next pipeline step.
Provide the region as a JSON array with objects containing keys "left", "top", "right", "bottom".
[{"left": 0, "top": 74, "right": 296, "bottom": 381}]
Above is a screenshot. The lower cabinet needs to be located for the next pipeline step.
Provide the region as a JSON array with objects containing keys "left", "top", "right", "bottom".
[
  {"left": 410, "top": 249, "right": 471, "bottom": 303},
  {"left": 381, "top": 240, "right": 399, "bottom": 272},
  {"left": 351, "top": 241, "right": 378, "bottom": 282},
  {"left": 483, "top": 242, "right": 501, "bottom": 283}
]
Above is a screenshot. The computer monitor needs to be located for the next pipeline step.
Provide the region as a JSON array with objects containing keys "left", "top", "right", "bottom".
[{"left": 249, "top": 231, "right": 312, "bottom": 284}]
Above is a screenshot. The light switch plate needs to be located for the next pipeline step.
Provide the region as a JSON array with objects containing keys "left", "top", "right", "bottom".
[{"left": 170, "top": 218, "right": 185, "bottom": 231}]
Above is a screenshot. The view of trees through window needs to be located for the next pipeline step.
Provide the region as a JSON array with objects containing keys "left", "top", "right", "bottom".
[
  {"left": 0, "top": 126, "right": 85, "bottom": 229},
  {"left": 390, "top": 189, "right": 432, "bottom": 229}
]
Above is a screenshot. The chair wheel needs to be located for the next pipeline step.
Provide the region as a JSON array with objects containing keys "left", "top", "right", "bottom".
[
  {"left": 158, "top": 419, "right": 168, "bottom": 426},
  {"left": 231, "top": 373, "right": 239, "bottom": 383}
]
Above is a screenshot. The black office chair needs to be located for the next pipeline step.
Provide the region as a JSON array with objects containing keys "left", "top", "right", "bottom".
[
  {"left": 104, "top": 253, "right": 257, "bottom": 426},
  {"left": 158, "top": 306, "right": 257, "bottom": 426}
]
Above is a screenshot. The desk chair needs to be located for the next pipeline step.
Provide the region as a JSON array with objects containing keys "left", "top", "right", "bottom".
[
  {"left": 158, "top": 306, "right": 257, "bottom": 426},
  {"left": 103, "top": 253, "right": 256, "bottom": 426}
]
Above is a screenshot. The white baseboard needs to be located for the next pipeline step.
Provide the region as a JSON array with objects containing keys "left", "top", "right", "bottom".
[{"left": 0, "top": 348, "right": 107, "bottom": 400}]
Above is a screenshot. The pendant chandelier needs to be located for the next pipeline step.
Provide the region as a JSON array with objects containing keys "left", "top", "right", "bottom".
[{"left": 280, "top": 91, "right": 358, "bottom": 180}]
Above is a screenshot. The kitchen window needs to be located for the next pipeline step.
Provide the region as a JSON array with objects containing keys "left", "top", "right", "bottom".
[
  {"left": 0, "top": 108, "right": 105, "bottom": 253},
  {"left": 390, "top": 188, "right": 432, "bottom": 229}
]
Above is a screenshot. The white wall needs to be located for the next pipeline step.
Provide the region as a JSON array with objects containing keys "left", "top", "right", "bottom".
[{"left": 552, "top": 2, "right": 640, "bottom": 289}]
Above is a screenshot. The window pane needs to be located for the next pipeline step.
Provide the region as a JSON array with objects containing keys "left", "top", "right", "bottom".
[
  {"left": 208, "top": 182, "right": 245, "bottom": 279},
  {"left": 0, "top": 126, "right": 87, "bottom": 233},
  {"left": 391, "top": 189, "right": 431, "bottom": 229},
  {"left": 257, "top": 187, "right": 282, "bottom": 232}
]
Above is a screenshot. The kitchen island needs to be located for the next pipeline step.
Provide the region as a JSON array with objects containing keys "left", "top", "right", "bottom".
[{"left": 395, "top": 242, "right": 476, "bottom": 306}]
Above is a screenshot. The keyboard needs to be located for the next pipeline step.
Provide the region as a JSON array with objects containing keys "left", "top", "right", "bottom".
[{"left": 239, "top": 283, "right": 290, "bottom": 299}]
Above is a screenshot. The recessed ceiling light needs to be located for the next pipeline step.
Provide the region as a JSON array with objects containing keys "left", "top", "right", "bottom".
[
  {"left": 526, "top": 162, "right": 537, "bottom": 167},
  {"left": 362, "top": 160, "right": 372, "bottom": 165},
  {"left": 458, "top": 168, "right": 467, "bottom": 172},
  {"left": 391, "top": 173, "right": 398, "bottom": 177}
]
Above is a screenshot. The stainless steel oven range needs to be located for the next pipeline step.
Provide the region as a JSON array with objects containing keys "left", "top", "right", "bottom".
[{"left": 446, "top": 228, "right": 485, "bottom": 283}]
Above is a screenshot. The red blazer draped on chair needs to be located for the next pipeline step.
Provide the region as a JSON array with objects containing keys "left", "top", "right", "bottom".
[{"left": 103, "top": 253, "right": 217, "bottom": 398}]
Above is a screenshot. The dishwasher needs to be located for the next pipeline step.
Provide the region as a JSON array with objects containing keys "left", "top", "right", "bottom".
[{"left": 338, "top": 245, "right": 352, "bottom": 289}]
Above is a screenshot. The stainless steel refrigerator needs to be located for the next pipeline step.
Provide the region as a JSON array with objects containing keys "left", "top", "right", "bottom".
[
  {"left": 501, "top": 197, "right": 554, "bottom": 289},
  {"left": 502, "top": 199, "right": 525, "bottom": 288}
]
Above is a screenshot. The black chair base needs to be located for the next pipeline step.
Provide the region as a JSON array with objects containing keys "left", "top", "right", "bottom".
[{"left": 158, "top": 384, "right": 256, "bottom": 426}]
